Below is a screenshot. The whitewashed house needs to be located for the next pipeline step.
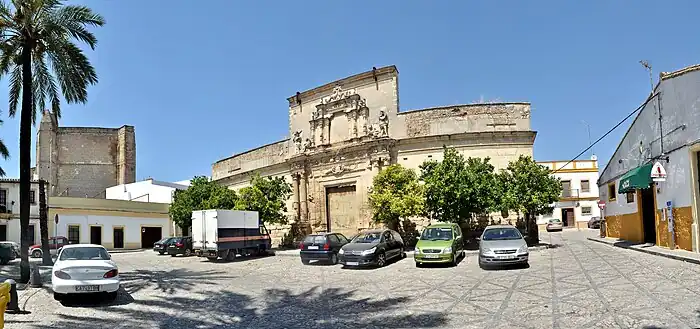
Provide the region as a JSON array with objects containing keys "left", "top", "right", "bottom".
[
  {"left": 0, "top": 178, "right": 44, "bottom": 244},
  {"left": 537, "top": 156, "right": 601, "bottom": 229}
]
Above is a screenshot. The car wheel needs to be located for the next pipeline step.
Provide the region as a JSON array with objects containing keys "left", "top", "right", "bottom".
[
  {"left": 376, "top": 252, "right": 387, "bottom": 267},
  {"left": 53, "top": 292, "right": 64, "bottom": 301},
  {"left": 301, "top": 258, "right": 310, "bottom": 265},
  {"left": 415, "top": 262, "right": 422, "bottom": 268},
  {"left": 158, "top": 251, "right": 165, "bottom": 255},
  {"left": 32, "top": 250, "right": 42, "bottom": 258},
  {"left": 105, "top": 291, "right": 118, "bottom": 301},
  {"left": 401, "top": 252, "right": 407, "bottom": 259},
  {"left": 330, "top": 253, "right": 338, "bottom": 265},
  {"left": 184, "top": 249, "right": 192, "bottom": 257}
]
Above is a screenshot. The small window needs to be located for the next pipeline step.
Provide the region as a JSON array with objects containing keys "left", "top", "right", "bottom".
[
  {"left": 383, "top": 231, "right": 393, "bottom": 242},
  {"left": 392, "top": 231, "right": 403, "bottom": 243},
  {"left": 581, "top": 180, "right": 590, "bottom": 193},
  {"left": 626, "top": 192, "right": 635, "bottom": 203},
  {"left": 68, "top": 225, "right": 80, "bottom": 244},
  {"left": 608, "top": 183, "right": 617, "bottom": 201},
  {"left": 337, "top": 234, "right": 349, "bottom": 243},
  {"left": 582, "top": 207, "right": 592, "bottom": 216},
  {"left": 29, "top": 190, "right": 36, "bottom": 204}
]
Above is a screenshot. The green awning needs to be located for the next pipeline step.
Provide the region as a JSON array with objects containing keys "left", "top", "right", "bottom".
[{"left": 618, "top": 163, "right": 653, "bottom": 193}]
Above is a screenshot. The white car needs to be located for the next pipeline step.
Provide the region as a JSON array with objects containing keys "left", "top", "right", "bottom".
[{"left": 51, "top": 244, "right": 120, "bottom": 301}]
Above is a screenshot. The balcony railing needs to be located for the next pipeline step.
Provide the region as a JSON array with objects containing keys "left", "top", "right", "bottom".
[{"left": 561, "top": 188, "right": 579, "bottom": 198}]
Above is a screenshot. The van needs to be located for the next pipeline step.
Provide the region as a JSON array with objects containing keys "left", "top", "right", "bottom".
[{"left": 414, "top": 223, "right": 464, "bottom": 267}]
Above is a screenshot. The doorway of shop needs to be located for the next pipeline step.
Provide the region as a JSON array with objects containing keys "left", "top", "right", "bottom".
[
  {"left": 90, "top": 226, "right": 102, "bottom": 245},
  {"left": 640, "top": 186, "right": 657, "bottom": 244},
  {"left": 561, "top": 208, "right": 575, "bottom": 227},
  {"left": 141, "top": 226, "right": 162, "bottom": 248}
]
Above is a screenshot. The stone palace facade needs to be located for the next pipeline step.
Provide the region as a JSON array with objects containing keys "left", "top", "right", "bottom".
[{"left": 212, "top": 66, "right": 536, "bottom": 245}]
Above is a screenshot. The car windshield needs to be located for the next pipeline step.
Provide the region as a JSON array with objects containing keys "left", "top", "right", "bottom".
[
  {"left": 549, "top": 219, "right": 561, "bottom": 223},
  {"left": 170, "top": 237, "right": 183, "bottom": 243},
  {"left": 351, "top": 232, "right": 382, "bottom": 243},
  {"left": 421, "top": 227, "right": 453, "bottom": 240},
  {"left": 482, "top": 228, "right": 522, "bottom": 241},
  {"left": 303, "top": 235, "right": 327, "bottom": 244},
  {"left": 59, "top": 247, "right": 110, "bottom": 261}
]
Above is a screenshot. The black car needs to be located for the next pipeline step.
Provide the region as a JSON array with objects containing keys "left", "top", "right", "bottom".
[
  {"left": 0, "top": 243, "right": 15, "bottom": 265},
  {"left": 338, "top": 229, "right": 406, "bottom": 268},
  {"left": 588, "top": 217, "right": 602, "bottom": 229},
  {"left": 167, "top": 236, "right": 193, "bottom": 257},
  {"left": 153, "top": 237, "right": 175, "bottom": 255},
  {"left": 299, "top": 232, "right": 350, "bottom": 265}
]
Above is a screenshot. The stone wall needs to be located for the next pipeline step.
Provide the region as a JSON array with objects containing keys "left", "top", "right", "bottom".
[
  {"left": 211, "top": 139, "right": 288, "bottom": 181},
  {"left": 36, "top": 111, "right": 136, "bottom": 198},
  {"left": 397, "top": 103, "right": 531, "bottom": 138}
]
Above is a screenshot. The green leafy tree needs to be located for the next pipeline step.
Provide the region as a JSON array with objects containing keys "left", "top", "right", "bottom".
[
  {"left": 500, "top": 155, "right": 561, "bottom": 244},
  {"left": 0, "top": 0, "right": 104, "bottom": 283},
  {"left": 235, "top": 174, "right": 292, "bottom": 225},
  {"left": 420, "top": 147, "right": 498, "bottom": 228},
  {"left": 368, "top": 164, "right": 424, "bottom": 245},
  {"left": 169, "top": 176, "right": 238, "bottom": 232}
]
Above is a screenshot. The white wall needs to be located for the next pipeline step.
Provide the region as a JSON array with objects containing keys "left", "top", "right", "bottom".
[
  {"left": 0, "top": 180, "right": 42, "bottom": 244},
  {"left": 106, "top": 179, "right": 188, "bottom": 204},
  {"left": 55, "top": 214, "right": 171, "bottom": 247}
]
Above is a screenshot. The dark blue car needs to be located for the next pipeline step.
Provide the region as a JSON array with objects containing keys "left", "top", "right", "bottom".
[{"left": 299, "top": 232, "right": 350, "bottom": 265}]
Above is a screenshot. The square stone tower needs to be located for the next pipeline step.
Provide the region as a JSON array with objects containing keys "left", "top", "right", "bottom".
[{"left": 36, "top": 110, "right": 136, "bottom": 197}]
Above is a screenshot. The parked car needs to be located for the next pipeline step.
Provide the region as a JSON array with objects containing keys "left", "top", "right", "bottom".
[
  {"left": 587, "top": 217, "right": 602, "bottom": 229},
  {"left": 0, "top": 243, "right": 15, "bottom": 265},
  {"left": 30, "top": 236, "right": 69, "bottom": 258},
  {"left": 52, "top": 244, "right": 120, "bottom": 302},
  {"left": 167, "top": 236, "right": 193, "bottom": 257},
  {"left": 338, "top": 229, "right": 405, "bottom": 268},
  {"left": 153, "top": 237, "right": 175, "bottom": 255},
  {"left": 546, "top": 218, "right": 563, "bottom": 232},
  {"left": 299, "top": 232, "right": 350, "bottom": 265},
  {"left": 414, "top": 223, "right": 464, "bottom": 267},
  {"left": 0, "top": 241, "right": 20, "bottom": 258},
  {"left": 478, "top": 225, "right": 529, "bottom": 269}
]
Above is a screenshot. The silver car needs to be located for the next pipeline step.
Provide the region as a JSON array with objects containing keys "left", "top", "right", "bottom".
[{"left": 478, "top": 225, "right": 528, "bottom": 268}]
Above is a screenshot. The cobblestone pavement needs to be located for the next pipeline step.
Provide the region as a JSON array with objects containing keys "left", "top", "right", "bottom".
[{"left": 4, "top": 229, "right": 700, "bottom": 329}]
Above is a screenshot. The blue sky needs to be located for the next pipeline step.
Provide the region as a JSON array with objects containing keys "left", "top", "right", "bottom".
[{"left": 0, "top": 0, "right": 698, "bottom": 181}]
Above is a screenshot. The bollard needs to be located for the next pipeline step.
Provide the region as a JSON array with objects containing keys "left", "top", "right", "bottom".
[
  {"left": 4, "top": 280, "right": 18, "bottom": 313},
  {"left": 29, "top": 266, "right": 42, "bottom": 288}
]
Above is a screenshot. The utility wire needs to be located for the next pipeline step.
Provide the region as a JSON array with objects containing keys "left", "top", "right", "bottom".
[{"left": 552, "top": 92, "right": 659, "bottom": 173}]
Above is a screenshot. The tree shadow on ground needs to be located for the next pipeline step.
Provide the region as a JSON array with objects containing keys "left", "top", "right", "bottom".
[
  {"left": 119, "top": 268, "right": 235, "bottom": 295},
  {"left": 29, "top": 286, "right": 449, "bottom": 329}
]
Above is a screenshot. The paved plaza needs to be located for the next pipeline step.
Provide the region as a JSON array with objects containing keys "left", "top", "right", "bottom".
[{"left": 3, "top": 230, "right": 700, "bottom": 329}]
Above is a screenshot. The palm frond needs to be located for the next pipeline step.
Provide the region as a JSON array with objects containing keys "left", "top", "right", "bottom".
[
  {"left": 32, "top": 51, "right": 57, "bottom": 124},
  {"left": 7, "top": 63, "right": 21, "bottom": 117},
  {"left": 46, "top": 4, "right": 104, "bottom": 50},
  {"left": 45, "top": 35, "right": 97, "bottom": 108},
  {"left": 0, "top": 137, "right": 9, "bottom": 160}
]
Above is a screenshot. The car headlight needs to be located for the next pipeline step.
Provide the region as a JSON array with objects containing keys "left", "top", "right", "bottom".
[
  {"left": 518, "top": 245, "right": 528, "bottom": 253},
  {"left": 414, "top": 247, "right": 420, "bottom": 254},
  {"left": 338, "top": 249, "right": 345, "bottom": 255},
  {"left": 443, "top": 247, "right": 452, "bottom": 253},
  {"left": 481, "top": 248, "right": 493, "bottom": 255},
  {"left": 361, "top": 247, "right": 376, "bottom": 256}
]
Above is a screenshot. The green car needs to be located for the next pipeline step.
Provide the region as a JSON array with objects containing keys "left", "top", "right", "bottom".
[{"left": 414, "top": 223, "right": 464, "bottom": 267}]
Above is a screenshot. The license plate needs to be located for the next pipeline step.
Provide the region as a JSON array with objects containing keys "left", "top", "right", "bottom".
[
  {"left": 346, "top": 261, "right": 359, "bottom": 266},
  {"left": 307, "top": 246, "right": 319, "bottom": 250},
  {"left": 75, "top": 285, "right": 100, "bottom": 292},
  {"left": 496, "top": 255, "right": 516, "bottom": 259},
  {"left": 424, "top": 254, "right": 440, "bottom": 259}
]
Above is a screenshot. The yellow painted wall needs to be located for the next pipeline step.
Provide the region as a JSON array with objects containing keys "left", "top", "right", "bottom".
[
  {"left": 605, "top": 212, "right": 644, "bottom": 243},
  {"left": 656, "top": 206, "right": 694, "bottom": 251}
]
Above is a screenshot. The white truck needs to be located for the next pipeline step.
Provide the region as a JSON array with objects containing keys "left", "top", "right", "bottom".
[{"left": 192, "top": 209, "right": 272, "bottom": 261}]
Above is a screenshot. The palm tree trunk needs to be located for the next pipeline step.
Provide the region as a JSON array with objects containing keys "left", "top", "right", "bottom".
[
  {"left": 39, "top": 179, "right": 52, "bottom": 265},
  {"left": 18, "top": 42, "right": 33, "bottom": 283}
]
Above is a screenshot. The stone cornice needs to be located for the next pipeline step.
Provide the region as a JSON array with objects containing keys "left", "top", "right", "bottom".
[
  {"left": 287, "top": 66, "right": 398, "bottom": 105},
  {"left": 396, "top": 131, "right": 536, "bottom": 148}
]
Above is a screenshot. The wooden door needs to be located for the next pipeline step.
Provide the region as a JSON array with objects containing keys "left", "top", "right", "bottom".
[{"left": 326, "top": 185, "right": 357, "bottom": 238}]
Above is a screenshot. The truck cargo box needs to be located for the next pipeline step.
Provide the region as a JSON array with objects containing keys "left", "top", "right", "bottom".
[{"left": 192, "top": 209, "right": 262, "bottom": 251}]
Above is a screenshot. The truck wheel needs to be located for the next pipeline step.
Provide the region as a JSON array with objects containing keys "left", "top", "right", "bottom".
[
  {"left": 32, "top": 250, "right": 42, "bottom": 258},
  {"left": 225, "top": 250, "right": 236, "bottom": 261}
]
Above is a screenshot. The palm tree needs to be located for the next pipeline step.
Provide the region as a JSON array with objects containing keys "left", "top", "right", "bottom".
[
  {"left": 0, "top": 0, "right": 104, "bottom": 283},
  {"left": 0, "top": 117, "right": 9, "bottom": 176}
]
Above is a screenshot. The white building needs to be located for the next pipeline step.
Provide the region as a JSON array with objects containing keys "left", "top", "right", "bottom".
[
  {"left": 537, "top": 157, "right": 601, "bottom": 229},
  {"left": 0, "top": 179, "right": 44, "bottom": 244},
  {"left": 106, "top": 178, "right": 190, "bottom": 204}
]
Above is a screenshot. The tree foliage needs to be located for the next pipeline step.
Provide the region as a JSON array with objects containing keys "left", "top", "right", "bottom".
[
  {"left": 420, "top": 147, "right": 498, "bottom": 224},
  {"left": 235, "top": 174, "right": 292, "bottom": 225},
  {"left": 0, "top": 0, "right": 104, "bottom": 283},
  {"left": 169, "top": 176, "right": 238, "bottom": 231},
  {"left": 368, "top": 164, "right": 424, "bottom": 229},
  {"left": 499, "top": 155, "right": 561, "bottom": 243}
]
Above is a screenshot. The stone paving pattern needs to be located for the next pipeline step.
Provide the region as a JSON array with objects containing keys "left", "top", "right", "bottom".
[{"left": 4, "top": 230, "right": 700, "bottom": 329}]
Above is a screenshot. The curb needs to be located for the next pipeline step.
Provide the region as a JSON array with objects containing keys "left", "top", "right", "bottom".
[
  {"left": 587, "top": 237, "right": 700, "bottom": 265},
  {"left": 274, "top": 244, "right": 553, "bottom": 257},
  {"left": 109, "top": 249, "right": 146, "bottom": 254}
]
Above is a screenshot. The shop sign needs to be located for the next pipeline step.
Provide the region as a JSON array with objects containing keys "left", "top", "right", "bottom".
[{"left": 650, "top": 161, "right": 667, "bottom": 182}]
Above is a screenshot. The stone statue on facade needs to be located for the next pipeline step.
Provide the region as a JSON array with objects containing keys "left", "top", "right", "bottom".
[
  {"left": 303, "top": 138, "right": 314, "bottom": 151},
  {"left": 378, "top": 110, "right": 389, "bottom": 137},
  {"left": 293, "top": 130, "right": 303, "bottom": 153}
]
